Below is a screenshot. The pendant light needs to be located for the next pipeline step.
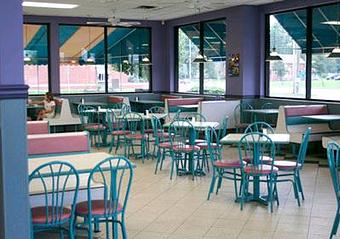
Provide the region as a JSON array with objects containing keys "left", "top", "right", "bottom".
[
  {"left": 193, "top": 52, "right": 207, "bottom": 63},
  {"left": 266, "top": 19, "right": 282, "bottom": 61},
  {"left": 24, "top": 25, "right": 32, "bottom": 63},
  {"left": 328, "top": 1, "right": 340, "bottom": 58},
  {"left": 86, "top": 27, "right": 95, "bottom": 63}
]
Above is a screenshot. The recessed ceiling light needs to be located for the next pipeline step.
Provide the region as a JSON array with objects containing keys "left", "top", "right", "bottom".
[
  {"left": 22, "top": 1, "right": 78, "bottom": 9},
  {"left": 321, "top": 21, "right": 340, "bottom": 25}
]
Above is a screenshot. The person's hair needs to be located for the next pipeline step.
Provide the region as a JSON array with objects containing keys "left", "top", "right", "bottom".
[{"left": 45, "top": 92, "right": 54, "bottom": 101}]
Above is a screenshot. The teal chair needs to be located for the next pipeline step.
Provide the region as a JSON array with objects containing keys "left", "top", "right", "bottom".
[
  {"left": 78, "top": 104, "right": 106, "bottom": 146},
  {"left": 184, "top": 112, "right": 207, "bottom": 122},
  {"left": 75, "top": 156, "right": 133, "bottom": 239},
  {"left": 29, "top": 161, "right": 79, "bottom": 239},
  {"left": 327, "top": 142, "right": 340, "bottom": 239},
  {"left": 123, "top": 112, "right": 147, "bottom": 163},
  {"left": 244, "top": 121, "right": 274, "bottom": 134},
  {"left": 261, "top": 102, "right": 277, "bottom": 125},
  {"left": 274, "top": 127, "right": 311, "bottom": 206},
  {"left": 205, "top": 127, "right": 242, "bottom": 200},
  {"left": 233, "top": 102, "right": 253, "bottom": 133},
  {"left": 238, "top": 132, "right": 278, "bottom": 213},
  {"left": 121, "top": 103, "right": 131, "bottom": 115},
  {"left": 149, "top": 106, "right": 165, "bottom": 113},
  {"left": 218, "top": 116, "right": 229, "bottom": 140},
  {"left": 151, "top": 115, "right": 171, "bottom": 174},
  {"left": 106, "top": 109, "right": 129, "bottom": 154}
]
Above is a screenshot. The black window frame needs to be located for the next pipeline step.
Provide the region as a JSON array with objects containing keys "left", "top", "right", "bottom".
[{"left": 265, "top": 2, "right": 340, "bottom": 102}]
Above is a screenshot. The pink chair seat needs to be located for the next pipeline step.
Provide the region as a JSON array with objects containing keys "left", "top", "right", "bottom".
[
  {"left": 274, "top": 160, "right": 300, "bottom": 171},
  {"left": 243, "top": 156, "right": 273, "bottom": 163},
  {"left": 213, "top": 160, "right": 241, "bottom": 168},
  {"left": 84, "top": 123, "right": 106, "bottom": 131},
  {"left": 196, "top": 142, "right": 219, "bottom": 149},
  {"left": 31, "top": 206, "right": 71, "bottom": 224},
  {"left": 126, "top": 133, "right": 147, "bottom": 140},
  {"left": 159, "top": 142, "right": 172, "bottom": 149},
  {"left": 145, "top": 129, "right": 154, "bottom": 134},
  {"left": 244, "top": 164, "right": 278, "bottom": 175},
  {"left": 76, "top": 200, "right": 123, "bottom": 216},
  {"left": 157, "top": 132, "right": 170, "bottom": 138},
  {"left": 173, "top": 145, "right": 200, "bottom": 152},
  {"left": 112, "top": 130, "right": 130, "bottom": 136}
]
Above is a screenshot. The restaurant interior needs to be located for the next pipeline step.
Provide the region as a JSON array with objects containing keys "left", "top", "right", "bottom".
[{"left": 1, "top": 0, "right": 340, "bottom": 238}]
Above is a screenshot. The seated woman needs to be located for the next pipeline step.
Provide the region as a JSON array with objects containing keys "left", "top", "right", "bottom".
[{"left": 31, "top": 92, "right": 56, "bottom": 121}]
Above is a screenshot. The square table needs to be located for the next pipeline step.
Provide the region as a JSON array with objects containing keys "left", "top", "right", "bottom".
[{"left": 221, "top": 133, "right": 290, "bottom": 204}]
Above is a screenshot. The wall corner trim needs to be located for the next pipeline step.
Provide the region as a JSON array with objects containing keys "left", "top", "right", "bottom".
[{"left": 0, "top": 84, "right": 29, "bottom": 99}]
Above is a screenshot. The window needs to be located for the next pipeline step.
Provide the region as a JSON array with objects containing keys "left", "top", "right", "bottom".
[
  {"left": 266, "top": 2, "right": 340, "bottom": 101},
  {"left": 59, "top": 25, "right": 105, "bottom": 94},
  {"left": 311, "top": 4, "right": 340, "bottom": 101},
  {"left": 23, "top": 24, "right": 49, "bottom": 95},
  {"left": 107, "top": 27, "right": 151, "bottom": 92},
  {"left": 177, "top": 19, "right": 226, "bottom": 94},
  {"left": 267, "top": 11, "right": 307, "bottom": 98}
]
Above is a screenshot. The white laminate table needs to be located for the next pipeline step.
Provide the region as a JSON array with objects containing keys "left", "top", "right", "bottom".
[
  {"left": 220, "top": 133, "right": 290, "bottom": 145},
  {"left": 163, "top": 121, "right": 219, "bottom": 131}
]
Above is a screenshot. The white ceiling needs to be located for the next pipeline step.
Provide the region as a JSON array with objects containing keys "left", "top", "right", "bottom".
[{"left": 23, "top": 0, "right": 282, "bottom": 21}]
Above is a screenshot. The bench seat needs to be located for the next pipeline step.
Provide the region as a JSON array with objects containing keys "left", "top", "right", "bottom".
[{"left": 27, "top": 121, "right": 49, "bottom": 135}]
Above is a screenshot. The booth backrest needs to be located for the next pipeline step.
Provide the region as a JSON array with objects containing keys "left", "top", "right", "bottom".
[
  {"left": 284, "top": 105, "right": 329, "bottom": 125},
  {"left": 107, "top": 96, "right": 124, "bottom": 104},
  {"left": 28, "top": 131, "right": 90, "bottom": 156},
  {"left": 27, "top": 121, "right": 49, "bottom": 135},
  {"left": 166, "top": 97, "right": 203, "bottom": 107},
  {"left": 160, "top": 94, "right": 181, "bottom": 101}
]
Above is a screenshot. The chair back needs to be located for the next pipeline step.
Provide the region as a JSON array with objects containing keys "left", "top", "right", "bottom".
[
  {"left": 78, "top": 105, "right": 97, "bottom": 125},
  {"left": 205, "top": 127, "right": 222, "bottom": 163},
  {"left": 238, "top": 132, "right": 276, "bottom": 174},
  {"left": 151, "top": 115, "right": 165, "bottom": 144},
  {"left": 29, "top": 161, "right": 79, "bottom": 225},
  {"left": 233, "top": 102, "right": 253, "bottom": 125},
  {"left": 185, "top": 112, "right": 207, "bottom": 122},
  {"left": 87, "top": 156, "right": 133, "bottom": 217},
  {"left": 123, "top": 112, "right": 144, "bottom": 134},
  {"left": 261, "top": 102, "right": 274, "bottom": 110},
  {"left": 106, "top": 109, "right": 125, "bottom": 133},
  {"left": 173, "top": 109, "right": 182, "bottom": 120},
  {"left": 218, "top": 116, "right": 228, "bottom": 139},
  {"left": 149, "top": 106, "right": 164, "bottom": 113},
  {"left": 327, "top": 142, "right": 340, "bottom": 201},
  {"left": 169, "top": 119, "right": 196, "bottom": 148},
  {"left": 244, "top": 122, "right": 274, "bottom": 134},
  {"left": 297, "top": 127, "right": 311, "bottom": 167},
  {"left": 121, "top": 103, "right": 131, "bottom": 115}
]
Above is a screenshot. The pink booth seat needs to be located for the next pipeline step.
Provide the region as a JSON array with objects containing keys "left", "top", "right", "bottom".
[
  {"left": 27, "top": 121, "right": 49, "bottom": 135},
  {"left": 166, "top": 97, "right": 203, "bottom": 107},
  {"left": 107, "top": 96, "right": 124, "bottom": 104},
  {"left": 28, "top": 131, "right": 90, "bottom": 156}
]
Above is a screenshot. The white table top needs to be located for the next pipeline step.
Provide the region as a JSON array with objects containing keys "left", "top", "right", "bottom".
[
  {"left": 29, "top": 152, "right": 135, "bottom": 175},
  {"left": 302, "top": 114, "right": 340, "bottom": 121},
  {"left": 243, "top": 109, "right": 279, "bottom": 114},
  {"left": 84, "top": 108, "right": 121, "bottom": 113},
  {"left": 164, "top": 121, "right": 219, "bottom": 130},
  {"left": 220, "top": 133, "right": 290, "bottom": 144},
  {"left": 177, "top": 104, "right": 199, "bottom": 109},
  {"left": 118, "top": 113, "right": 168, "bottom": 120}
]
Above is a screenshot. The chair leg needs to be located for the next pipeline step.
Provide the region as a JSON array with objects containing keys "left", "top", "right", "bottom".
[
  {"left": 154, "top": 147, "right": 161, "bottom": 174},
  {"left": 160, "top": 149, "right": 166, "bottom": 170},
  {"left": 216, "top": 174, "right": 223, "bottom": 195},
  {"left": 232, "top": 169, "right": 238, "bottom": 199},
  {"left": 293, "top": 175, "right": 301, "bottom": 207},
  {"left": 109, "top": 137, "right": 114, "bottom": 153},
  {"left": 296, "top": 171, "right": 305, "bottom": 200},
  {"left": 240, "top": 174, "right": 247, "bottom": 211},
  {"left": 88, "top": 217, "right": 93, "bottom": 239},
  {"left": 94, "top": 218, "right": 100, "bottom": 232},
  {"left": 207, "top": 172, "right": 217, "bottom": 200},
  {"left": 331, "top": 207, "right": 340, "bottom": 238},
  {"left": 121, "top": 217, "right": 127, "bottom": 239}
]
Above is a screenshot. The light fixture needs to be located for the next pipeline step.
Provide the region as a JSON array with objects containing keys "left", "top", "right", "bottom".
[
  {"left": 193, "top": 53, "right": 207, "bottom": 63},
  {"left": 328, "top": 1, "right": 340, "bottom": 58},
  {"left": 141, "top": 56, "right": 151, "bottom": 65},
  {"left": 24, "top": 54, "right": 32, "bottom": 62},
  {"left": 321, "top": 21, "right": 340, "bottom": 25},
  {"left": 122, "top": 59, "right": 129, "bottom": 64},
  {"left": 86, "top": 28, "right": 96, "bottom": 63},
  {"left": 24, "top": 25, "right": 32, "bottom": 63},
  {"left": 22, "top": 1, "right": 78, "bottom": 9},
  {"left": 266, "top": 48, "right": 283, "bottom": 61}
]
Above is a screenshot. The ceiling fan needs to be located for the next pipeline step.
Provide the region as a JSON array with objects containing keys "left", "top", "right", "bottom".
[{"left": 86, "top": 9, "right": 141, "bottom": 27}]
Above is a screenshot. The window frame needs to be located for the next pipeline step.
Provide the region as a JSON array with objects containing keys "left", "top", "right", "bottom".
[
  {"left": 175, "top": 18, "right": 227, "bottom": 95},
  {"left": 23, "top": 22, "right": 51, "bottom": 95},
  {"left": 264, "top": 2, "right": 340, "bottom": 102}
]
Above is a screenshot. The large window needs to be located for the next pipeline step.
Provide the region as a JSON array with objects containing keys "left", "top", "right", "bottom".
[
  {"left": 23, "top": 24, "right": 49, "bottom": 95},
  {"left": 266, "top": 2, "right": 340, "bottom": 101},
  {"left": 59, "top": 25, "right": 105, "bottom": 94},
  {"left": 107, "top": 27, "right": 151, "bottom": 92},
  {"left": 177, "top": 19, "right": 226, "bottom": 95}
]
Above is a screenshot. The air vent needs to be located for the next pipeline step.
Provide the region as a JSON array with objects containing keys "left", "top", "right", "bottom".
[{"left": 136, "top": 5, "right": 157, "bottom": 9}]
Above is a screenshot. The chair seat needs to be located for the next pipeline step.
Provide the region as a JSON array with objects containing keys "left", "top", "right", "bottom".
[
  {"left": 126, "top": 133, "right": 147, "bottom": 140},
  {"left": 196, "top": 142, "right": 219, "bottom": 149},
  {"left": 244, "top": 156, "right": 273, "bottom": 163},
  {"left": 76, "top": 200, "right": 123, "bottom": 216},
  {"left": 31, "top": 206, "right": 71, "bottom": 224},
  {"left": 186, "top": 139, "right": 206, "bottom": 144},
  {"left": 274, "top": 160, "right": 301, "bottom": 171},
  {"left": 173, "top": 145, "right": 200, "bottom": 152},
  {"left": 112, "top": 130, "right": 130, "bottom": 136},
  {"left": 159, "top": 142, "right": 172, "bottom": 149},
  {"left": 84, "top": 123, "right": 106, "bottom": 131},
  {"left": 244, "top": 164, "right": 278, "bottom": 175},
  {"left": 214, "top": 160, "right": 241, "bottom": 168},
  {"left": 144, "top": 129, "right": 154, "bottom": 134},
  {"left": 157, "top": 132, "right": 170, "bottom": 138}
]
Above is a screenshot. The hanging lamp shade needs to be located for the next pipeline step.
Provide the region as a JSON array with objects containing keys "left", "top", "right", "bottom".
[
  {"left": 24, "top": 54, "right": 32, "bottom": 62},
  {"left": 193, "top": 53, "right": 207, "bottom": 63},
  {"left": 328, "top": 46, "right": 340, "bottom": 58},
  {"left": 266, "top": 48, "right": 283, "bottom": 61},
  {"left": 141, "top": 56, "right": 152, "bottom": 65}
]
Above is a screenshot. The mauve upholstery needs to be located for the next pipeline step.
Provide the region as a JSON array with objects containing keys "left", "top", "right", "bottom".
[
  {"left": 284, "top": 105, "right": 328, "bottom": 117},
  {"left": 214, "top": 160, "right": 241, "bottom": 168},
  {"left": 31, "top": 206, "right": 71, "bottom": 224},
  {"left": 28, "top": 132, "right": 89, "bottom": 156},
  {"left": 167, "top": 98, "right": 203, "bottom": 107},
  {"left": 27, "top": 121, "right": 49, "bottom": 135},
  {"left": 76, "top": 200, "right": 123, "bottom": 216},
  {"left": 244, "top": 165, "right": 278, "bottom": 174},
  {"left": 107, "top": 96, "right": 124, "bottom": 104}
]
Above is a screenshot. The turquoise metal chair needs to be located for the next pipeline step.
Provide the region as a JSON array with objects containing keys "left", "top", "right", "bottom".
[
  {"left": 29, "top": 161, "right": 79, "bottom": 239},
  {"left": 78, "top": 104, "right": 106, "bottom": 146},
  {"left": 274, "top": 127, "right": 311, "bottom": 206},
  {"left": 121, "top": 103, "right": 131, "bottom": 115},
  {"left": 218, "top": 116, "right": 229, "bottom": 140},
  {"left": 327, "top": 142, "right": 340, "bottom": 239},
  {"left": 75, "top": 156, "right": 133, "bottom": 239},
  {"left": 106, "top": 109, "right": 129, "bottom": 154},
  {"left": 244, "top": 121, "right": 274, "bottom": 134},
  {"left": 261, "top": 102, "right": 276, "bottom": 125},
  {"left": 205, "top": 127, "right": 242, "bottom": 201},
  {"left": 151, "top": 115, "right": 171, "bottom": 174},
  {"left": 184, "top": 112, "right": 207, "bottom": 122},
  {"left": 233, "top": 102, "right": 253, "bottom": 133},
  {"left": 123, "top": 112, "right": 147, "bottom": 163},
  {"left": 238, "top": 132, "right": 278, "bottom": 213},
  {"left": 169, "top": 119, "right": 201, "bottom": 180},
  {"left": 149, "top": 106, "right": 165, "bottom": 113}
]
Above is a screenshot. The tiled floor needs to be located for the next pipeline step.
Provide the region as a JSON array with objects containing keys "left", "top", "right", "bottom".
[{"left": 38, "top": 145, "right": 339, "bottom": 239}]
